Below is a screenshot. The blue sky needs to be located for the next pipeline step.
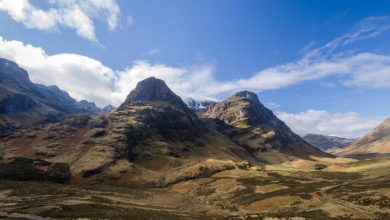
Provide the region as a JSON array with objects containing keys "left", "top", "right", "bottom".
[{"left": 0, "top": 0, "right": 389, "bottom": 137}]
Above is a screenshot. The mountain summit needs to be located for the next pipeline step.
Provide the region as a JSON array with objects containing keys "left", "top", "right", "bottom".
[
  {"left": 205, "top": 91, "right": 280, "bottom": 127},
  {"left": 120, "top": 77, "right": 185, "bottom": 108}
]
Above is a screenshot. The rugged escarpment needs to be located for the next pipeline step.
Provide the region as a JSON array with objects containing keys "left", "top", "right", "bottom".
[{"left": 202, "top": 91, "right": 332, "bottom": 163}]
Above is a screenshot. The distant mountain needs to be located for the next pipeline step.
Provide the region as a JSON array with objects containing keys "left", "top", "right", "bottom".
[
  {"left": 331, "top": 118, "right": 390, "bottom": 156},
  {"left": 78, "top": 100, "right": 115, "bottom": 114},
  {"left": 185, "top": 97, "right": 215, "bottom": 110},
  {"left": 102, "top": 104, "right": 115, "bottom": 113},
  {"left": 202, "top": 91, "right": 332, "bottom": 163},
  {"left": 0, "top": 58, "right": 105, "bottom": 136},
  {"left": 302, "top": 134, "right": 355, "bottom": 151}
]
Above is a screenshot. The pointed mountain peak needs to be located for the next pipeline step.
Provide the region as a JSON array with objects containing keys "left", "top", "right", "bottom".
[
  {"left": 231, "top": 91, "right": 258, "bottom": 100},
  {"left": 120, "top": 77, "right": 185, "bottom": 107}
]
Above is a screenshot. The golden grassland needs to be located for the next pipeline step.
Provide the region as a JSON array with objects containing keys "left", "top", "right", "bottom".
[{"left": 1, "top": 155, "right": 390, "bottom": 220}]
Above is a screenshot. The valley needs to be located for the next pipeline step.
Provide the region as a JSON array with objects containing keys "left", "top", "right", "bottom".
[{"left": 1, "top": 154, "right": 390, "bottom": 220}]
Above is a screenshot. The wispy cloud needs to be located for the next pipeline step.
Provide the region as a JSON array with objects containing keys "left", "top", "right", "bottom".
[
  {"left": 144, "top": 48, "right": 160, "bottom": 56},
  {"left": 126, "top": 15, "right": 134, "bottom": 26},
  {"left": 0, "top": 0, "right": 122, "bottom": 42}
]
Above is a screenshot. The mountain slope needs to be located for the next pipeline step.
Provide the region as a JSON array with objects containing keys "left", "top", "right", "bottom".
[
  {"left": 331, "top": 118, "right": 390, "bottom": 156},
  {"left": 302, "top": 134, "right": 355, "bottom": 151},
  {"left": 202, "top": 91, "right": 333, "bottom": 163},
  {"left": 0, "top": 58, "right": 105, "bottom": 136}
]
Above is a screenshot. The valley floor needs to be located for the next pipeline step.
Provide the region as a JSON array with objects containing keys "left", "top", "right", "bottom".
[{"left": 1, "top": 155, "right": 390, "bottom": 220}]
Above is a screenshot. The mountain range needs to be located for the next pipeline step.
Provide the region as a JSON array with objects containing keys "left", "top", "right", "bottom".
[
  {"left": 1, "top": 58, "right": 390, "bottom": 219},
  {"left": 0, "top": 58, "right": 333, "bottom": 187},
  {"left": 0, "top": 58, "right": 112, "bottom": 137},
  {"left": 302, "top": 134, "right": 355, "bottom": 151}
]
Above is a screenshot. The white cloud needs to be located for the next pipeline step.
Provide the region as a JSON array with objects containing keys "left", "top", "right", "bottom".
[
  {"left": 0, "top": 15, "right": 389, "bottom": 105},
  {"left": 276, "top": 109, "right": 384, "bottom": 138},
  {"left": 0, "top": 0, "right": 122, "bottom": 42},
  {"left": 0, "top": 15, "right": 388, "bottom": 140}
]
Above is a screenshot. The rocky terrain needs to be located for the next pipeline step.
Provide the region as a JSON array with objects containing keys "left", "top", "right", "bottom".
[
  {"left": 302, "top": 134, "right": 355, "bottom": 151},
  {"left": 331, "top": 118, "right": 390, "bottom": 156}
]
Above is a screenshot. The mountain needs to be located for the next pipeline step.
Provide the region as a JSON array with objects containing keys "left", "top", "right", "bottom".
[
  {"left": 0, "top": 58, "right": 105, "bottom": 136},
  {"left": 202, "top": 91, "right": 332, "bottom": 163},
  {"left": 331, "top": 118, "right": 390, "bottom": 156},
  {"left": 102, "top": 104, "right": 115, "bottom": 113},
  {"left": 302, "top": 134, "right": 355, "bottom": 151},
  {"left": 116, "top": 77, "right": 209, "bottom": 160},
  {"left": 186, "top": 97, "right": 215, "bottom": 110},
  {"left": 78, "top": 100, "right": 115, "bottom": 114}
]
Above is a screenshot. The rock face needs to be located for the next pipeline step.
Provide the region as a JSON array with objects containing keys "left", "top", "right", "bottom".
[
  {"left": 302, "top": 134, "right": 355, "bottom": 151},
  {"left": 331, "top": 118, "right": 390, "bottom": 156},
  {"left": 0, "top": 58, "right": 105, "bottom": 136},
  {"left": 203, "top": 91, "right": 332, "bottom": 163}
]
